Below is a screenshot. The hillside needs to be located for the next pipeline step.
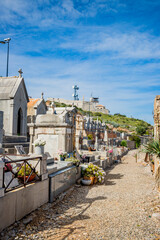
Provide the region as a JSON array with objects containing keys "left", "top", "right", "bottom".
[{"left": 54, "top": 102, "right": 152, "bottom": 134}]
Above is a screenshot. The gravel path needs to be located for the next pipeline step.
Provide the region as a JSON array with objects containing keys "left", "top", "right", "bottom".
[{"left": 1, "top": 150, "right": 160, "bottom": 240}]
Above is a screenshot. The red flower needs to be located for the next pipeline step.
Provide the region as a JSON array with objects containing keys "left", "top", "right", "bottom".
[{"left": 4, "top": 163, "right": 12, "bottom": 172}]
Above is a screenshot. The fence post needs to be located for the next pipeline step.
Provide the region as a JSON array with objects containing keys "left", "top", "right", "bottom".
[
  {"left": 41, "top": 155, "right": 48, "bottom": 181},
  {"left": 0, "top": 159, "right": 4, "bottom": 197}
]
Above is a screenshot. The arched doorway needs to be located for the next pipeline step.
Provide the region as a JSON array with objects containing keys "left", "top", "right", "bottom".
[{"left": 17, "top": 108, "right": 23, "bottom": 135}]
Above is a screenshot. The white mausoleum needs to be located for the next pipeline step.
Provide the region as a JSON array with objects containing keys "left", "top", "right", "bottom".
[{"left": 0, "top": 69, "right": 29, "bottom": 136}]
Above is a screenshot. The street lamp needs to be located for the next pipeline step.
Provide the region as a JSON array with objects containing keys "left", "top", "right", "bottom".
[{"left": 0, "top": 38, "right": 11, "bottom": 77}]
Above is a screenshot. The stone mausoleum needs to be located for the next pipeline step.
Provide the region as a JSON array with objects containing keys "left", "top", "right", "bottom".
[
  {"left": 0, "top": 69, "right": 29, "bottom": 136},
  {"left": 28, "top": 107, "right": 77, "bottom": 158}
]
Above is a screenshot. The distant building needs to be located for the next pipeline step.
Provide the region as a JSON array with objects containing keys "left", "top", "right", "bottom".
[
  {"left": 95, "top": 104, "right": 109, "bottom": 114},
  {"left": 49, "top": 97, "right": 110, "bottom": 115},
  {"left": 27, "top": 95, "right": 47, "bottom": 119}
]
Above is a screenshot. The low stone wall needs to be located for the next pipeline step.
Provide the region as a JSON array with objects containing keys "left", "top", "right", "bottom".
[
  {"left": 0, "top": 179, "right": 49, "bottom": 232},
  {"left": 100, "top": 159, "right": 108, "bottom": 169},
  {"left": 127, "top": 140, "right": 136, "bottom": 150},
  {"left": 49, "top": 166, "right": 78, "bottom": 203}
]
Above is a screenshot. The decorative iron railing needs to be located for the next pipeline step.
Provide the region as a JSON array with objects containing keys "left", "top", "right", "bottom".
[{"left": 1, "top": 154, "right": 42, "bottom": 193}]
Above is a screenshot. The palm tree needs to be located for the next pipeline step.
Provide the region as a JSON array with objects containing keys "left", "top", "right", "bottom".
[{"left": 143, "top": 140, "right": 160, "bottom": 158}]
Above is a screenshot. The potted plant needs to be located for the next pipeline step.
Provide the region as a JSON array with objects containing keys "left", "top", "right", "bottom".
[
  {"left": 34, "top": 138, "right": 46, "bottom": 155},
  {"left": 83, "top": 163, "right": 106, "bottom": 184},
  {"left": 17, "top": 164, "right": 36, "bottom": 182},
  {"left": 58, "top": 150, "right": 67, "bottom": 161},
  {"left": 94, "top": 168, "right": 106, "bottom": 183},
  {"left": 65, "top": 157, "right": 80, "bottom": 167},
  {"left": 83, "top": 163, "right": 98, "bottom": 184}
]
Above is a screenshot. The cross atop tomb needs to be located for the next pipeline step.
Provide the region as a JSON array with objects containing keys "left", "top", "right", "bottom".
[{"left": 18, "top": 68, "right": 23, "bottom": 78}]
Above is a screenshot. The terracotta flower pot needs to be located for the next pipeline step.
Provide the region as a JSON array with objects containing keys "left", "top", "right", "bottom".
[
  {"left": 18, "top": 173, "right": 36, "bottom": 183},
  {"left": 84, "top": 176, "right": 94, "bottom": 184},
  {"left": 94, "top": 177, "right": 98, "bottom": 184}
]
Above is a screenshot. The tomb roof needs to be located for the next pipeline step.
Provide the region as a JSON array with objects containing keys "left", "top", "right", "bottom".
[
  {"left": 96, "top": 104, "right": 104, "bottom": 107},
  {"left": 0, "top": 76, "right": 29, "bottom": 101},
  {"left": 28, "top": 98, "right": 40, "bottom": 107},
  {"left": 36, "top": 114, "right": 62, "bottom": 124}
]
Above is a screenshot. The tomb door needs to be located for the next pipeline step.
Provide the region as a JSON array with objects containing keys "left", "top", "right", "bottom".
[{"left": 17, "top": 108, "right": 23, "bottom": 135}]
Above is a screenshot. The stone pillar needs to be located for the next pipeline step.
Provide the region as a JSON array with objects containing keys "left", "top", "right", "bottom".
[
  {"left": 104, "top": 128, "right": 108, "bottom": 147},
  {"left": 0, "top": 159, "right": 4, "bottom": 197},
  {"left": 41, "top": 155, "right": 48, "bottom": 181},
  {"left": 29, "top": 154, "right": 48, "bottom": 181},
  {"left": 95, "top": 130, "right": 99, "bottom": 151},
  {"left": 28, "top": 121, "right": 35, "bottom": 154}
]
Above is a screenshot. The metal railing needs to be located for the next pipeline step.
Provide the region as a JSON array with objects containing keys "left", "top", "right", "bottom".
[{"left": 1, "top": 154, "right": 42, "bottom": 193}]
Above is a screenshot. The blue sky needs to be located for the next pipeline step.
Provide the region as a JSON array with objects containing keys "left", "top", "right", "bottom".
[{"left": 1, "top": 0, "right": 160, "bottom": 124}]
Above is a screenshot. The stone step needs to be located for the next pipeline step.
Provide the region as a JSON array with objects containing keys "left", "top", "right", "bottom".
[
  {"left": 3, "top": 135, "right": 27, "bottom": 143},
  {"left": 2, "top": 142, "right": 29, "bottom": 148}
]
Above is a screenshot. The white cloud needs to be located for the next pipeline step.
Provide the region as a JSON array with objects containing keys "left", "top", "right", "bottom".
[
  {"left": 0, "top": 50, "right": 157, "bottom": 124},
  {"left": 59, "top": 29, "right": 160, "bottom": 60}
]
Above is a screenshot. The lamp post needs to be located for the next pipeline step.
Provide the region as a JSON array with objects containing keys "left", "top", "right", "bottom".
[{"left": 0, "top": 38, "right": 11, "bottom": 77}]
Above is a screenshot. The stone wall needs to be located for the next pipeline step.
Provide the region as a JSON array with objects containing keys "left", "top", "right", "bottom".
[
  {"left": 127, "top": 140, "right": 136, "bottom": 150},
  {"left": 0, "top": 179, "right": 49, "bottom": 232},
  {"left": 49, "top": 166, "right": 77, "bottom": 202}
]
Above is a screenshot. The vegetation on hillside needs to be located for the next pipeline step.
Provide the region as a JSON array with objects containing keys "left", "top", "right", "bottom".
[{"left": 54, "top": 102, "right": 152, "bottom": 135}]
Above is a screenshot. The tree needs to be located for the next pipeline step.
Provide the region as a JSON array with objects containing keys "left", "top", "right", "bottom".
[{"left": 136, "top": 126, "right": 147, "bottom": 136}]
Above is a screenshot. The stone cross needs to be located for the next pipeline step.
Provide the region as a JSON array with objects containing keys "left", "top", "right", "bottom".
[{"left": 18, "top": 69, "right": 23, "bottom": 78}]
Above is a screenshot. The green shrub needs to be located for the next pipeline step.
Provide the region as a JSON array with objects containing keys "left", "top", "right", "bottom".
[{"left": 121, "top": 140, "right": 127, "bottom": 147}]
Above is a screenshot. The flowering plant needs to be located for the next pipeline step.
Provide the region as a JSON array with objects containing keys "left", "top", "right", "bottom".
[
  {"left": 108, "top": 149, "right": 113, "bottom": 153},
  {"left": 58, "top": 149, "right": 67, "bottom": 157},
  {"left": 65, "top": 157, "right": 80, "bottom": 167},
  {"left": 83, "top": 163, "right": 106, "bottom": 183},
  {"left": 4, "top": 163, "right": 12, "bottom": 172},
  {"left": 17, "top": 164, "right": 37, "bottom": 177},
  {"left": 34, "top": 138, "right": 46, "bottom": 147}
]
